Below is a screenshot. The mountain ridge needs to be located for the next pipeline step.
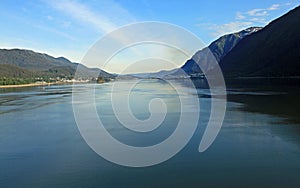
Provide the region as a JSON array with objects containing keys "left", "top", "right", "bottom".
[
  {"left": 129, "top": 27, "right": 263, "bottom": 79},
  {"left": 179, "top": 27, "right": 262, "bottom": 75},
  {"left": 0, "top": 48, "right": 115, "bottom": 84},
  {"left": 219, "top": 6, "right": 300, "bottom": 77}
]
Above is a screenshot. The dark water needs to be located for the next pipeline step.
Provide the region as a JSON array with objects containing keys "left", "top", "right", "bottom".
[{"left": 0, "top": 79, "right": 299, "bottom": 187}]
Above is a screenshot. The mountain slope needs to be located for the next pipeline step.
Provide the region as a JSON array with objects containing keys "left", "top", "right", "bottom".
[
  {"left": 0, "top": 49, "right": 73, "bottom": 70},
  {"left": 0, "top": 49, "right": 114, "bottom": 80},
  {"left": 0, "top": 64, "right": 33, "bottom": 78},
  {"left": 179, "top": 27, "right": 262, "bottom": 75},
  {"left": 219, "top": 6, "right": 300, "bottom": 77}
]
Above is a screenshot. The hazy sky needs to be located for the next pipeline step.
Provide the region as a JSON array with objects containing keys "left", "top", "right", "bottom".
[{"left": 0, "top": 0, "right": 299, "bottom": 73}]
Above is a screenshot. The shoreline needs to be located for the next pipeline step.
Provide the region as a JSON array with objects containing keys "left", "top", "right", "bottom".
[
  {"left": 0, "top": 81, "right": 100, "bottom": 89},
  {"left": 0, "top": 82, "right": 52, "bottom": 89}
]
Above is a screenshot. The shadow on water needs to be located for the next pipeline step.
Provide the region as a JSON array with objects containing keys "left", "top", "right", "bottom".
[
  {"left": 172, "top": 77, "right": 300, "bottom": 124},
  {"left": 172, "top": 77, "right": 300, "bottom": 146},
  {"left": 224, "top": 78, "right": 300, "bottom": 124}
]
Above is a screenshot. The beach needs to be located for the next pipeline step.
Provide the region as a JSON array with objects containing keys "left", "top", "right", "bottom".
[{"left": 0, "top": 83, "right": 51, "bottom": 89}]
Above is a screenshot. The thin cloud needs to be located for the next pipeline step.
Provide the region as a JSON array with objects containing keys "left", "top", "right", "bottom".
[
  {"left": 246, "top": 4, "right": 282, "bottom": 17},
  {"left": 249, "top": 17, "right": 267, "bottom": 24},
  {"left": 47, "top": 0, "right": 116, "bottom": 33},
  {"left": 268, "top": 4, "right": 280, "bottom": 10},
  {"left": 46, "top": 0, "right": 136, "bottom": 34},
  {"left": 201, "top": 3, "right": 285, "bottom": 38},
  {"left": 208, "top": 21, "right": 253, "bottom": 37},
  {"left": 236, "top": 12, "right": 246, "bottom": 20},
  {"left": 247, "top": 9, "right": 268, "bottom": 17}
]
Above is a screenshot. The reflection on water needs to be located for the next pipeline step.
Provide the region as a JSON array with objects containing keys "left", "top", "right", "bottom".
[
  {"left": 0, "top": 79, "right": 299, "bottom": 187},
  {"left": 0, "top": 85, "right": 73, "bottom": 114},
  {"left": 224, "top": 78, "right": 300, "bottom": 124}
]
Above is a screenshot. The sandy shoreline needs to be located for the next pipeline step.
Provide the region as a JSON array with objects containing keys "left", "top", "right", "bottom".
[
  {"left": 0, "top": 83, "right": 51, "bottom": 89},
  {"left": 0, "top": 81, "right": 95, "bottom": 89}
]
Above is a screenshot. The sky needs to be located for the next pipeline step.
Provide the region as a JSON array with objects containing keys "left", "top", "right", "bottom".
[{"left": 0, "top": 0, "right": 299, "bottom": 73}]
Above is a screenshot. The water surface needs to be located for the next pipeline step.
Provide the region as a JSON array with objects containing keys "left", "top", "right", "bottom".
[{"left": 0, "top": 79, "right": 299, "bottom": 187}]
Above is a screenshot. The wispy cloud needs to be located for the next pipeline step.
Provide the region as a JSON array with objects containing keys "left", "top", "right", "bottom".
[
  {"left": 268, "top": 4, "right": 280, "bottom": 10},
  {"left": 249, "top": 17, "right": 267, "bottom": 24},
  {"left": 236, "top": 12, "right": 246, "bottom": 20},
  {"left": 47, "top": 0, "right": 116, "bottom": 33},
  {"left": 46, "top": 0, "right": 136, "bottom": 34},
  {"left": 207, "top": 21, "right": 253, "bottom": 37},
  {"left": 202, "top": 3, "right": 287, "bottom": 38},
  {"left": 245, "top": 4, "right": 282, "bottom": 18},
  {"left": 247, "top": 9, "right": 268, "bottom": 17}
]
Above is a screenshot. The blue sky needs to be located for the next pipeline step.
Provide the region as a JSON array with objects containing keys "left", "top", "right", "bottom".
[{"left": 0, "top": 0, "right": 299, "bottom": 73}]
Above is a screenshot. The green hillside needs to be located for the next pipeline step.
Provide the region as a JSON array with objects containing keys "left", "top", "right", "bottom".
[{"left": 0, "top": 49, "right": 115, "bottom": 85}]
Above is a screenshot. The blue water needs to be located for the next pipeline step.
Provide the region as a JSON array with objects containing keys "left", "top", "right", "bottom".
[{"left": 0, "top": 80, "right": 299, "bottom": 187}]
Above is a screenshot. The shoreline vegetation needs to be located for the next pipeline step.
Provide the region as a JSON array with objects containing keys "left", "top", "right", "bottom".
[
  {"left": 0, "top": 77, "right": 113, "bottom": 89},
  {"left": 0, "top": 75, "right": 114, "bottom": 89}
]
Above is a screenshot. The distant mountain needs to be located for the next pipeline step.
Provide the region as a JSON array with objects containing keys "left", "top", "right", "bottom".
[
  {"left": 219, "top": 6, "right": 300, "bottom": 77},
  {"left": 129, "top": 27, "right": 261, "bottom": 79},
  {"left": 127, "top": 69, "right": 179, "bottom": 79},
  {"left": 177, "top": 27, "right": 262, "bottom": 76},
  {"left": 0, "top": 49, "right": 114, "bottom": 80}
]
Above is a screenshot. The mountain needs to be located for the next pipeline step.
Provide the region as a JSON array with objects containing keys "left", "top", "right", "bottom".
[
  {"left": 127, "top": 69, "right": 179, "bottom": 79},
  {"left": 219, "top": 6, "right": 300, "bottom": 77},
  {"left": 177, "top": 27, "right": 262, "bottom": 76},
  {"left": 0, "top": 49, "right": 73, "bottom": 70},
  {"left": 0, "top": 49, "right": 114, "bottom": 81},
  {"left": 0, "top": 64, "right": 33, "bottom": 78},
  {"left": 129, "top": 27, "right": 261, "bottom": 79}
]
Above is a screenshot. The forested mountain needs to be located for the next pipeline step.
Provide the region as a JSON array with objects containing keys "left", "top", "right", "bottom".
[{"left": 0, "top": 49, "right": 115, "bottom": 83}]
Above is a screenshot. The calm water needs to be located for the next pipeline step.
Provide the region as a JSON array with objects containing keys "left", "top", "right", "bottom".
[{"left": 0, "top": 79, "right": 300, "bottom": 187}]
